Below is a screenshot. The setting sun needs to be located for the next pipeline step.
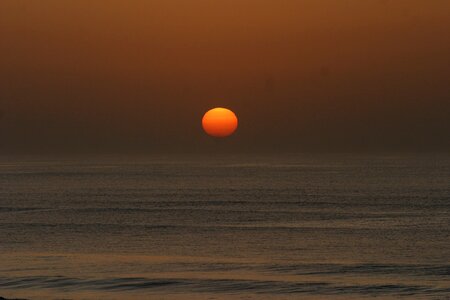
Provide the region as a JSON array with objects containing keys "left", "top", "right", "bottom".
[
  {"left": 202, "top": 107, "right": 238, "bottom": 137},
  {"left": 1, "top": 1, "right": 448, "bottom": 299}
]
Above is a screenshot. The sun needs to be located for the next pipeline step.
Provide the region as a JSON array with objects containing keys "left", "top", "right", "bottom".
[{"left": 202, "top": 107, "right": 238, "bottom": 137}]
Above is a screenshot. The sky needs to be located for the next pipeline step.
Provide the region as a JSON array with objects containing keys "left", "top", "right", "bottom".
[{"left": 1, "top": 0, "right": 449, "bottom": 154}]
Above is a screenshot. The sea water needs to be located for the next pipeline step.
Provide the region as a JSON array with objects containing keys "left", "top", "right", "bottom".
[{"left": 0, "top": 154, "right": 449, "bottom": 299}]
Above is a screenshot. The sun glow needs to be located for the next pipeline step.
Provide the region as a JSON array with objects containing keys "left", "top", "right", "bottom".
[{"left": 202, "top": 107, "right": 238, "bottom": 137}]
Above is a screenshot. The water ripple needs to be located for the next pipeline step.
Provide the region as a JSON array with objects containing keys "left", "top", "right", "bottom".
[{"left": 0, "top": 276, "right": 449, "bottom": 297}]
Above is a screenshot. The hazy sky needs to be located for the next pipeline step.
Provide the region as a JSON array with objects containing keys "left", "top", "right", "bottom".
[{"left": 1, "top": 0, "right": 449, "bottom": 153}]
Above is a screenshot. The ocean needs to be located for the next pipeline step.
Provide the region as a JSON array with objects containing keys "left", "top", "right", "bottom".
[{"left": 0, "top": 154, "right": 449, "bottom": 299}]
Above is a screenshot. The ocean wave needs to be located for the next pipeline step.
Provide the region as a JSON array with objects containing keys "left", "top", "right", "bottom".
[
  {"left": 0, "top": 275, "right": 449, "bottom": 297},
  {"left": 261, "top": 263, "right": 450, "bottom": 277}
]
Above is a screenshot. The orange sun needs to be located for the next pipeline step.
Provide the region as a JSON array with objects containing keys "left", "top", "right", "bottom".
[{"left": 202, "top": 107, "right": 238, "bottom": 137}]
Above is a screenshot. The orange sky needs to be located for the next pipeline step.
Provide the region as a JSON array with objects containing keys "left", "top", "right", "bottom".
[{"left": 1, "top": 0, "right": 449, "bottom": 153}]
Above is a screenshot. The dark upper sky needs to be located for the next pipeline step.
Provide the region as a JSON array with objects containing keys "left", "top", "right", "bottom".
[{"left": 1, "top": 0, "right": 449, "bottom": 154}]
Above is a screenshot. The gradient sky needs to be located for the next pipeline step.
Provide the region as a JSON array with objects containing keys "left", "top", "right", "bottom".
[{"left": 1, "top": 0, "right": 449, "bottom": 153}]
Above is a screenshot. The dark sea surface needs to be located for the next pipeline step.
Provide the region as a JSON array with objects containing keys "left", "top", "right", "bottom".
[{"left": 0, "top": 154, "right": 449, "bottom": 300}]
